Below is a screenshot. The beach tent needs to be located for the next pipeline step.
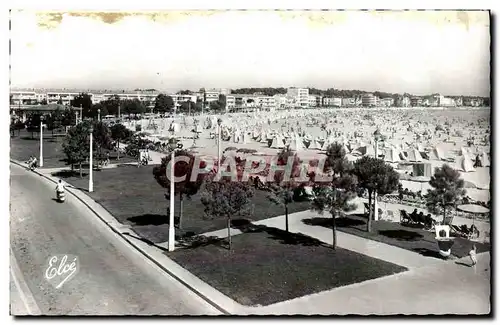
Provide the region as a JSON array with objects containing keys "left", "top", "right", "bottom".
[
  {"left": 238, "top": 132, "right": 249, "bottom": 144},
  {"left": 406, "top": 148, "right": 423, "bottom": 162},
  {"left": 458, "top": 155, "right": 476, "bottom": 172},
  {"left": 288, "top": 136, "right": 305, "bottom": 151},
  {"left": 309, "top": 138, "right": 322, "bottom": 150},
  {"left": 428, "top": 146, "right": 446, "bottom": 161},
  {"left": 271, "top": 135, "right": 285, "bottom": 149},
  {"left": 480, "top": 151, "right": 490, "bottom": 167},
  {"left": 384, "top": 147, "right": 401, "bottom": 163},
  {"left": 357, "top": 145, "right": 375, "bottom": 157}
]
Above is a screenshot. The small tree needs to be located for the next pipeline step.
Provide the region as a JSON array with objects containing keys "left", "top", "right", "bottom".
[
  {"left": 425, "top": 164, "right": 466, "bottom": 223},
  {"left": 26, "top": 113, "right": 42, "bottom": 139},
  {"left": 46, "top": 109, "right": 63, "bottom": 136},
  {"left": 62, "top": 122, "right": 91, "bottom": 176},
  {"left": 110, "top": 123, "right": 133, "bottom": 160},
  {"left": 353, "top": 156, "right": 400, "bottom": 232},
  {"left": 92, "top": 121, "right": 112, "bottom": 167},
  {"left": 311, "top": 142, "right": 358, "bottom": 249},
  {"left": 152, "top": 149, "right": 205, "bottom": 230},
  {"left": 201, "top": 176, "right": 254, "bottom": 251},
  {"left": 267, "top": 148, "right": 303, "bottom": 233}
]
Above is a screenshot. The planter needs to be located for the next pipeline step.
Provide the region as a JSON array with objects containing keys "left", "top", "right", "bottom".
[{"left": 435, "top": 237, "right": 455, "bottom": 258}]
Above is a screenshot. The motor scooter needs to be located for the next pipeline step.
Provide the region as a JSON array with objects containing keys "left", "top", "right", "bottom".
[{"left": 56, "top": 190, "right": 66, "bottom": 203}]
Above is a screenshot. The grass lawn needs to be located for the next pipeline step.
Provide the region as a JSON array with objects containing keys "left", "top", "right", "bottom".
[
  {"left": 168, "top": 224, "right": 408, "bottom": 306},
  {"left": 10, "top": 129, "right": 136, "bottom": 169},
  {"left": 302, "top": 214, "right": 490, "bottom": 259},
  {"left": 56, "top": 164, "right": 312, "bottom": 243},
  {"left": 10, "top": 130, "right": 69, "bottom": 168}
]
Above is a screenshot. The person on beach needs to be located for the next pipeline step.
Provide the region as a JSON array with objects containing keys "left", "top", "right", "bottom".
[{"left": 469, "top": 244, "right": 477, "bottom": 268}]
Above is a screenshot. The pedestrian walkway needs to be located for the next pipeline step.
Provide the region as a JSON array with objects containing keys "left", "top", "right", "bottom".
[{"left": 197, "top": 210, "right": 445, "bottom": 269}]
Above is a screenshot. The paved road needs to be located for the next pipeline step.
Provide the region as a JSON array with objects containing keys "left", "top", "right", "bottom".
[{"left": 10, "top": 163, "right": 221, "bottom": 315}]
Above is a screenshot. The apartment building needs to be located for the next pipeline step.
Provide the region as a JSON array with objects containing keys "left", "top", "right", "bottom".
[
  {"left": 47, "top": 92, "right": 79, "bottom": 105},
  {"left": 10, "top": 91, "right": 40, "bottom": 105},
  {"left": 308, "top": 95, "right": 319, "bottom": 107},
  {"left": 463, "top": 98, "right": 484, "bottom": 107},
  {"left": 395, "top": 96, "right": 411, "bottom": 107},
  {"left": 287, "top": 87, "right": 309, "bottom": 108},
  {"left": 410, "top": 97, "right": 423, "bottom": 107},
  {"left": 323, "top": 97, "right": 342, "bottom": 107},
  {"left": 256, "top": 96, "right": 276, "bottom": 109},
  {"left": 378, "top": 98, "right": 394, "bottom": 107},
  {"left": 273, "top": 95, "right": 288, "bottom": 109},
  {"left": 226, "top": 95, "right": 236, "bottom": 109},
  {"left": 361, "top": 93, "right": 378, "bottom": 107},
  {"left": 341, "top": 97, "right": 355, "bottom": 107}
]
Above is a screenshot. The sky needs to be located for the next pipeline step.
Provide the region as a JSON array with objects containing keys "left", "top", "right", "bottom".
[{"left": 9, "top": 10, "right": 491, "bottom": 96}]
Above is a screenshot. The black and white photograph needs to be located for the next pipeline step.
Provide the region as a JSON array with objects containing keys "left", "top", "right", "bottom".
[{"left": 8, "top": 8, "right": 492, "bottom": 316}]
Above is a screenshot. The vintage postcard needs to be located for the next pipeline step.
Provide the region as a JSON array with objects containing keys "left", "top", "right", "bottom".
[{"left": 9, "top": 10, "right": 491, "bottom": 316}]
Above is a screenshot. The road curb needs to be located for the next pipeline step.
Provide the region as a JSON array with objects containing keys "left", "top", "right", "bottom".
[{"left": 10, "top": 160, "right": 233, "bottom": 315}]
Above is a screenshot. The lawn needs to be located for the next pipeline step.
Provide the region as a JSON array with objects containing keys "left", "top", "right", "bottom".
[
  {"left": 10, "top": 130, "right": 69, "bottom": 168},
  {"left": 167, "top": 223, "right": 408, "bottom": 307},
  {"left": 302, "top": 214, "right": 490, "bottom": 259},
  {"left": 54, "top": 164, "right": 312, "bottom": 243},
  {"left": 10, "top": 129, "right": 136, "bottom": 169}
]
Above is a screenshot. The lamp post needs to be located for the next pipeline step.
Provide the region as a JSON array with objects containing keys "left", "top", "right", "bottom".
[
  {"left": 98, "top": 108, "right": 101, "bottom": 121},
  {"left": 89, "top": 126, "right": 94, "bottom": 193},
  {"left": 39, "top": 115, "right": 44, "bottom": 167},
  {"left": 217, "top": 118, "right": 222, "bottom": 175},
  {"left": 373, "top": 128, "right": 382, "bottom": 221},
  {"left": 168, "top": 138, "right": 183, "bottom": 252}
]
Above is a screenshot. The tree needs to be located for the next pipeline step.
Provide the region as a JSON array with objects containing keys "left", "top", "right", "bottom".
[
  {"left": 154, "top": 94, "right": 175, "bottom": 114},
  {"left": 425, "top": 164, "right": 466, "bottom": 223},
  {"left": 101, "top": 95, "right": 121, "bottom": 116},
  {"left": 46, "top": 108, "right": 63, "bottom": 136},
  {"left": 85, "top": 103, "right": 109, "bottom": 119},
  {"left": 179, "top": 101, "right": 196, "bottom": 115},
  {"left": 152, "top": 148, "right": 206, "bottom": 230},
  {"left": 26, "top": 113, "right": 42, "bottom": 139},
  {"left": 201, "top": 176, "right": 254, "bottom": 250},
  {"left": 70, "top": 93, "right": 92, "bottom": 111},
  {"left": 62, "top": 107, "right": 76, "bottom": 127},
  {"left": 13, "top": 120, "right": 25, "bottom": 136},
  {"left": 218, "top": 94, "right": 227, "bottom": 112},
  {"left": 267, "top": 148, "right": 303, "bottom": 233},
  {"left": 122, "top": 99, "right": 146, "bottom": 116},
  {"left": 353, "top": 156, "right": 400, "bottom": 232},
  {"left": 40, "top": 99, "right": 48, "bottom": 105},
  {"left": 92, "top": 121, "right": 112, "bottom": 167},
  {"left": 311, "top": 142, "right": 358, "bottom": 249},
  {"left": 110, "top": 123, "right": 133, "bottom": 160},
  {"left": 62, "top": 122, "right": 91, "bottom": 177}
]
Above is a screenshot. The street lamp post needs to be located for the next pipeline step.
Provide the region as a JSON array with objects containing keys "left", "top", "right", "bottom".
[
  {"left": 98, "top": 108, "right": 101, "bottom": 121},
  {"left": 89, "top": 127, "right": 94, "bottom": 193},
  {"left": 39, "top": 116, "right": 44, "bottom": 167},
  {"left": 168, "top": 139, "right": 183, "bottom": 252},
  {"left": 373, "top": 128, "right": 382, "bottom": 221},
  {"left": 217, "top": 118, "right": 222, "bottom": 175}
]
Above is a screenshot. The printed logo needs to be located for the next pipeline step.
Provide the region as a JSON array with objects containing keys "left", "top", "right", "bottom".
[{"left": 45, "top": 254, "right": 79, "bottom": 289}]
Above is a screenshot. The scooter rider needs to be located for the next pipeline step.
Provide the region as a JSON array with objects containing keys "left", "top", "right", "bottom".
[{"left": 55, "top": 179, "right": 66, "bottom": 199}]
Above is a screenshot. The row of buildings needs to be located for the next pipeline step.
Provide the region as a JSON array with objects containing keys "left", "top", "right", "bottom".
[{"left": 10, "top": 88, "right": 486, "bottom": 112}]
